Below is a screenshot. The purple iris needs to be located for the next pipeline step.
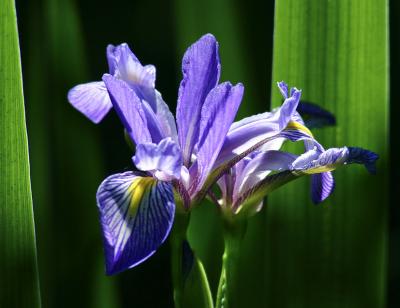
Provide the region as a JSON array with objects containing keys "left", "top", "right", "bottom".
[
  {"left": 67, "top": 34, "right": 376, "bottom": 275},
  {"left": 69, "top": 34, "right": 246, "bottom": 274},
  {"left": 214, "top": 95, "right": 378, "bottom": 216}
]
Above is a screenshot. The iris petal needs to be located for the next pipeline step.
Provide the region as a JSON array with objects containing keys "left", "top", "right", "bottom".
[
  {"left": 106, "top": 44, "right": 178, "bottom": 143},
  {"left": 177, "top": 34, "right": 221, "bottom": 165},
  {"left": 67, "top": 81, "right": 112, "bottom": 124},
  {"left": 311, "top": 172, "right": 335, "bottom": 204},
  {"left": 297, "top": 101, "right": 336, "bottom": 128},
  {"left": 102, "top": 74, "right": 153, "bottom": 144},
  {"left": 347, "top": 147, "right": 379, "bottom": 174},
  {"left": 215, "top": 88, "right": 301, "bottom": 167},
  {"left": 191, "top": 82, "right": 243, "bottom": 194},
  {"left": 97, "top": 172, "right": 175, "bottom": 275},
  {"left": 133, "top": 138, "right": 183, "bottom": 181}
]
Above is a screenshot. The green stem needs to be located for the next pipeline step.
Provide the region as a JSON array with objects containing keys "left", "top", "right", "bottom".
[
  {"left": 216, "top": 217, "right": 247, "bottom": 308},
  {"left": 170, "top": 209, "right": 190, "bottom": 308}
]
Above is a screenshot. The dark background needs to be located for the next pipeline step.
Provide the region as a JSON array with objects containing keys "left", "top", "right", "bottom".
[{"left": 14, "top": 0, "right": 398, "bottom": 307}]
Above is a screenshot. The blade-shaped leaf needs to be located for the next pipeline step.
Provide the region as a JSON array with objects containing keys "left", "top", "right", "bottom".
[
  {"left": 0, "top": 0, "right": 41, "bottom": 306},
  {"left": 267, "top": 1, "right": 388, "bottom": 307}
]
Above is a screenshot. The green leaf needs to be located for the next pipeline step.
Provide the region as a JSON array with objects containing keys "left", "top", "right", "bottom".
[
  {"left": 268, "top": 0, "right": 388, "bottom": 307},
  {"left": 170, "top": 209, "right": 214, "bottom": 308},
  {"left": 0, "top": 0, "right": 41, "bottom": 306},
  {"left": 182, "top": 254, "right": 214, "bottom": 308}
]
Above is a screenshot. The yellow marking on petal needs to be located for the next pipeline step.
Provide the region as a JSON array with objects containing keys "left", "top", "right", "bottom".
[
  {"left": 301, "top": 165, "right": 336, "bottom": 174},
  {"left": 127, "top": 177, "right": 155, "bottom": 216},
  {"left": 285, "top": 121, "right": 314, "bottom": 137}
]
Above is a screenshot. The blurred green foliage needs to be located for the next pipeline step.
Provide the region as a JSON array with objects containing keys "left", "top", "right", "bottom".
[{"left": 4, "top": 0, "right": 396, "bottom": 306}]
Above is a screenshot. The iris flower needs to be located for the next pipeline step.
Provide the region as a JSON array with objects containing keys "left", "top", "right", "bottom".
[
  {"left": 67, "top": 34, "right": 367, "bottom": 275},
  {"left": 214, "top": 84, "right": 378, "bottom": 217}
]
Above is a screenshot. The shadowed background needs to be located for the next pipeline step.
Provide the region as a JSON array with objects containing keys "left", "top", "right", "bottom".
[{"left": 13, "top": 0, "right": 398, "bottom": 307}]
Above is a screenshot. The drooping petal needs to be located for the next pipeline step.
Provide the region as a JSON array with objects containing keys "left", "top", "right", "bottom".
[
  {"left": 133, "top": 138, "right": 183, "bottom": 181},
  {"left": 176, "top": 34, "right": 221, "bottom": 165},
  {"left": 102, "top": 74, "right": 155, "bottom": 144},
  {"left": 234, "top": 145, "right": 378, "bottom": 212},
  {"left": 190, "top": 82, "right": 244, "bottom": 194},
  {"left": 311, "top": 172, "right": 335, "bottom": 204},
  {"left": 292, "top": 147, "right": 349, "bottom": 174},
  {"left": 347, "top": 147, "right": 379, "bottom": 174},
  {"left": 97, "top": 172, "right": 175, "bottom": 275},
  {"left": 214, "top": 88, "right": 301, "bottom": 167},
  {"left": 292, "top": 146, "right": 379, "bottom": 175},
  {"left": 67, "top": 81, "right": 112, "bottom": 124},
  {"left": 299, "top": 137, "right": 336, "bottom": 203},
  {"left": 297, "top": 101, "right": 336, "bottom": 128}
]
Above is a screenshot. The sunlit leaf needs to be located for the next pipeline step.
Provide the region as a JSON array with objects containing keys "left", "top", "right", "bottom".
[
  {"left": 267, "top": 0, "right": 388, "bottom": 307},
  {"left": 0, "top": 0, "right": 41, "bottom": 306}
]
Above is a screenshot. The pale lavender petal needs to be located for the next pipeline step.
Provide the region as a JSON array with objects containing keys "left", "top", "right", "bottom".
[
  {"left": 107, "top": 43, "right": 140, "bottom": 76},
  {"left": 215, "top": 88, "right": 301, "bottom": 168},
  {"left": 117, "top": 47, "right": 156, "bottom": 89},
  {"left": 277, "top": 81, "right": 289, "bottom": 98},
  {"left": 176, "top": 34, "right": 221, "bottom": 165},
  {"left": 291, "top": 147, "right": 348, "bottom": 173},
  {"left": 291, "top": 146, "right": 378, "bottom": 175},
  {"left": 190, "top": 82, "right": 243, "bottom": 194},
  {"left": 133, "top": 138, "right": 182, "bottom": 181},
  {"left": 154, "top": 91, "right": 178, "bottom": 143},
  {"left": 234, "top": 151, "right": 297, "bottom": 197},
  {"left": 97, "top": 172, "right": 175, "bottom": 275},
  {"left": 67, "top": 81, "right": 112, "bottom": 124},
  {"left": 102, "top": 74, "right": 152, "bottom": 144},
  {"left": 107, "top": 44, "right": 119, "bottom": 75},
  {"left": 108, "top": 44, "right": 178, "bottom": 142}
]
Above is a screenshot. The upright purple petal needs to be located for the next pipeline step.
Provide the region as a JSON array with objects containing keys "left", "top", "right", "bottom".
[
  {"left": 97, "top": 172, "right": 175, "bottom": 275},
  {"left": 176, "top": 34, "right": 221, "bottom": 165},
  {"left": 107, "top": 43, "right": 140, "bottom": 76},
  {"left": 115, "top": 44, "right": 156, "bottom": 90},
  {"left": 102, "top": 74, "right": 152, "bottom": 144},
  {"left": 107, "top": 44, "right": 178, "bottom": 142},
  {"left": 277, "top": 81, "right": 289, "bottom": 98},
  {"left": 133, "top": 138, "right": 183, "bottom": 181},
  {"left": 190, "top": 82, "right": 244, "bottom": 194},
  {"left": 67, "top": 81, "right": 112, "bottom": 124}
]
